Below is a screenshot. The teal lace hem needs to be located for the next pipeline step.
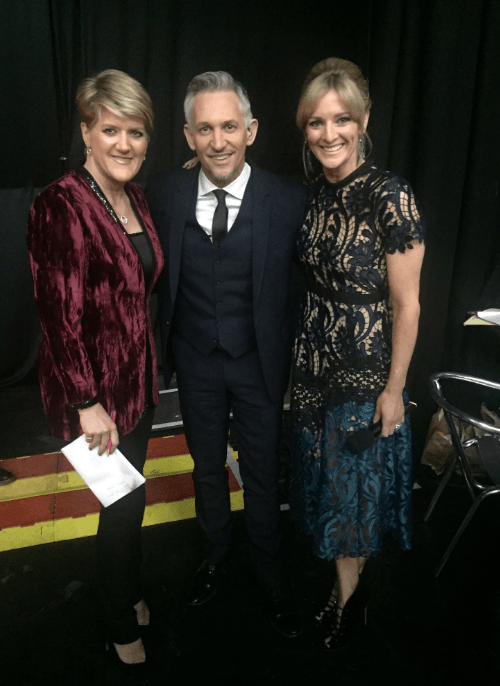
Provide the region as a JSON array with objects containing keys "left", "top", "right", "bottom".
[{"left": 290, "top": 398, "right": 413, "bottom": 560}]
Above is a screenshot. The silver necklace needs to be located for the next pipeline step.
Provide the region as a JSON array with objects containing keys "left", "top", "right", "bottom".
[{"left": 79, "top": 167, "right": 129, "bottom": 235}]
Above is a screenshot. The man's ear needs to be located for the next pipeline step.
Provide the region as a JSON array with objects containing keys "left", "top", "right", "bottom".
[
  {"left": 184, "top": 124, "right": 197, "bottom": 152},
  {"left": 246, "top": 119, "right": 258, "bottom": 147}
]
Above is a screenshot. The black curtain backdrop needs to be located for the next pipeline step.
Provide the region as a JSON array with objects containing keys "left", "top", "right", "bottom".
[{"left": 1, "top": 0, "right": 499, "bottom": 455}]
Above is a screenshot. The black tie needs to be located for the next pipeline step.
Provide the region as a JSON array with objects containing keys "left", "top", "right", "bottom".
[{"left": 212, "top": 189, "right": 228, "bottom": 248}]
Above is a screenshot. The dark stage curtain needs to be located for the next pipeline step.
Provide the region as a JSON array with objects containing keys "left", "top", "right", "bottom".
[
  {"left": 0, "top": 189, "right": 43, "bottom": 386},
  {"left": 1, "top": 0, "right": 499, "bottom": 456},
  {"left": 367, "top": 0, "right": 500, "bottom": 447}
]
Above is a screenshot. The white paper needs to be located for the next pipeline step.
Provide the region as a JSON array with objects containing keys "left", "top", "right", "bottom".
[
  {"left": 464, "top": 308, "right": 500, "bottom": 327},
  {"left": 477, "top": 308, "right": 500, "bottom": 326},
  {"left": 61, "top": 435, "right": 146, "bottom": 508}
]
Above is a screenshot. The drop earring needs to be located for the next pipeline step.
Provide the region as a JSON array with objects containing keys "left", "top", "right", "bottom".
[
  {"left": 358, "top": 136, "right": 366, "bottom": 160},
  {"left": 302, "top": 140, "right": 315, "bottom": 181}
]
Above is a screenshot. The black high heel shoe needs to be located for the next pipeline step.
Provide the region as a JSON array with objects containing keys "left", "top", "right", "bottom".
[
  {"left": 321, "top": 575, "right": 369, "bottom": 651},
  {"left": 314, "top": 584, "right": 338, "bottom": 627}
]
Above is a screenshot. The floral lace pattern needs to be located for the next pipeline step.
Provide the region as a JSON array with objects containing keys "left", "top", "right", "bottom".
[
  {"left": 290, "top": 398, "right": 413, "bottom": 559},
  {"left": 290, "top": 162, "right": 425, "bottom": 560}
]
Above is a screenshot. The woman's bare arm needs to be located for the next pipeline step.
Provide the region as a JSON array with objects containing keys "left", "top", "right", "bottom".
[{"left": 373, "top": 242, "right": 425, "bottom": 436}]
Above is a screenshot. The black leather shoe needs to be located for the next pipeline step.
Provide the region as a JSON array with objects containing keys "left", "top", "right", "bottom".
[
  {"left": 0, "top": 467, "right": 15, "bottom": 486},
  {"left": 186, "top": 559, "right": 222, "bottom": 606},
  {"left": 263, "top": 588, "right": 302, "bottom": 638}
]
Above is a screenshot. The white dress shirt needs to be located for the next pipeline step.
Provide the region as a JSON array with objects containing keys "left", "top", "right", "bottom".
[{"left": 196, "top": 162, "right": 251, "bottom": 237}]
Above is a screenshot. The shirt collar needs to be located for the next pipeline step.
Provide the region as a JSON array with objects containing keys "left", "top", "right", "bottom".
[{"left": 198, "top": 162, "right": 251, "bottom": 200}]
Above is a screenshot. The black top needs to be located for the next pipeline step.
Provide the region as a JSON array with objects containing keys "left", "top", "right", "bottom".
[{"left": 127, "top": 232, "right": 155, "bottom": 293}]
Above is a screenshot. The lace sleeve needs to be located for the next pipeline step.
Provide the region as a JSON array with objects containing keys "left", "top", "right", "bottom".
[{"left": 375, "top": 176, "right": 426, "bottom": 254}]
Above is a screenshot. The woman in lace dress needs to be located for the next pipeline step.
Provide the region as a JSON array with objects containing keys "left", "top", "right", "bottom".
[{"left": 290, "top": 58, "right": 425, "bottom": 649}]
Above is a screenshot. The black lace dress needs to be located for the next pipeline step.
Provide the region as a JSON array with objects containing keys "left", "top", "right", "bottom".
[{"left": 290, "top": 160, "right": 425, "bottom": 561}]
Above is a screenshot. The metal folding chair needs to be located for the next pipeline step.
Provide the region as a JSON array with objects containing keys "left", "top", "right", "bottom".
[{"left": 424, "top": 372, "right": 500, "bottom": 576}]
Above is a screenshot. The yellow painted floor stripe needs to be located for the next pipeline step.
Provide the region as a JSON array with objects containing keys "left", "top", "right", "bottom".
[
  {"left": 1, "top": 470, "right": 88, "bottom": 502},
  {"left": 144, "top": 454, "right": 194, "bottom": 478},
  {"left": 0, "top": 491, "right": 244, "bottom": 552},
  {"left": 0, "top": 454, "right": 196, "bottom": 503}
]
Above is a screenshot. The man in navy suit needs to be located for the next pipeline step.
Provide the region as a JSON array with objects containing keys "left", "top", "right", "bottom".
[{"left": 147, "top": 72, "right": 305, "bottom": 637}]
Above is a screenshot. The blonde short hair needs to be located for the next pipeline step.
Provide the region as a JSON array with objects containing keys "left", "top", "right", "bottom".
[
  {"left": 296, "top": 58, "right": 371, "bottom": 131},
  {"left": 76, "top": 69, "right": 154, "bottom": 136}
]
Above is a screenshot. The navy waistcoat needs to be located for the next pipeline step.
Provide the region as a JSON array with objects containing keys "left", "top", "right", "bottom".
[{"left": 173, "top": 181, "right": 256, "bottom": 357}]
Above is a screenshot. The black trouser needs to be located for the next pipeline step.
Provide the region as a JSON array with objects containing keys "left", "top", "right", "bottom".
[
  {"left": 96, "top": 403, "right": 155, "bottom": 644},
  {"left": 173, "top": 333, "right": 283, "bottom": 590}
]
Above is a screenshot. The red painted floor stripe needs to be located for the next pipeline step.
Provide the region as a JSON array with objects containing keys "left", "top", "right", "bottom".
[
  {"left": 145, "top": 468, "right": 240, "bottom": 504},
  {"left": 0, "top": 494, "right": 56, "bottom": 528},
  {"left": 146, "top": 434, "right": 189, "bottom": 458},
  {"left": 0, "top": 435, "right": 190, "bottom": 480},
  {"left": 51, "top": 489, "right": 100, "bottom": 519},
  {"left": 0, "top": 468, "right": 241, "bottom": 529},
  {"left": 0, "top": 454, "right": 61, "bottom": 479}
]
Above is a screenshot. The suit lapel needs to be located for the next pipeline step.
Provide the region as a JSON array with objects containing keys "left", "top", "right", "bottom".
[
  {"left": 250, "top": 164, "right": 271, "bottom": 307},
  {"left": 169, "top": 171, "right": 198, "bottom": 307}
]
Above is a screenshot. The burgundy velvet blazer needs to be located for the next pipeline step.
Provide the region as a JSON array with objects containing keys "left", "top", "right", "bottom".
[{"left": 27, "top": 170, "right": 165, "bottom": 440}]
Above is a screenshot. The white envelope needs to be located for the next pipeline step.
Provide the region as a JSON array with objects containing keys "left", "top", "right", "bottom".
[{"left": 61, "top": 434, "right": 146, "bottom": 508}]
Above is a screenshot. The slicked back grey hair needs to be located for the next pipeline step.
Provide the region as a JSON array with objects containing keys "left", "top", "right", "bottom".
[{"left": 184, "top": 71, "right": 253, "bottom": 129}]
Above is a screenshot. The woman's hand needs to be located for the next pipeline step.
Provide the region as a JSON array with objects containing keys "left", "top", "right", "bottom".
[
  {"left": 372, "top": 389, "right": 405, "bottom": 438},
  {"left": 182, "top": 156, "right": 199, "bottom": 170},
  {"left": 78, "top": 403, "right": 119, "bottom": 455}
]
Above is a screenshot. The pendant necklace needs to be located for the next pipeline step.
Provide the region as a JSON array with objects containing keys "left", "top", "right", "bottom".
[{"left": 117, "top": 192, "right": 129, "bottom": 225}]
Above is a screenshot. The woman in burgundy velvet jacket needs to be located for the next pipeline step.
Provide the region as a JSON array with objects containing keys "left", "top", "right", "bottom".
[{"left": 27, "top": 70, "right": 164, "bottom": 667}]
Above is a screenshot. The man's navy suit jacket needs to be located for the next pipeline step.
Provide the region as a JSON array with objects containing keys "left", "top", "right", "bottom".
[{"left": 146, "top": 162, "right": 307, "bottom": 403}]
